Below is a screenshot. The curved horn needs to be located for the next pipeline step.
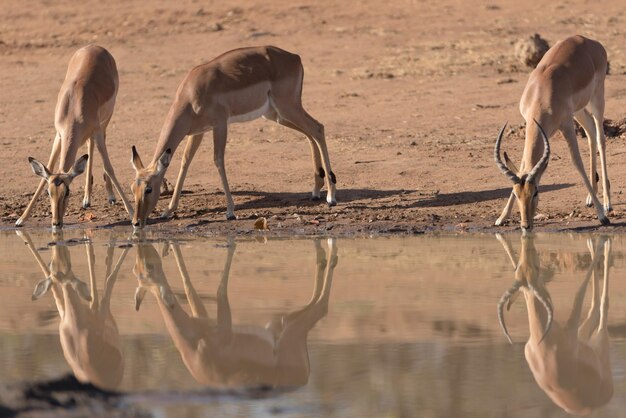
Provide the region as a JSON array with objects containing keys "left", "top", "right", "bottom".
[
  {"left": 494, "top": 122, "right": 522, "bottom": 184},
  {"left": 528, "top": 283, "right": 553, "bottom": 344},
  {"left": 527, "top": 120, "right": 551, "bottom": 182},
  {"left": 497, "top": 281, "right": 522, "bottom": 344}
]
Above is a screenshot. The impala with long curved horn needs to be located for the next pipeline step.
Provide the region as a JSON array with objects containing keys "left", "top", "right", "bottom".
[
  {"left": 130, "top": 46, "right": 337, "bottom": 229},
  {"left": 16, "top": 45, "right": 134, "bottom": 229},
  {"left": 496, "top": 234, "right": 613, "bottom": 415},
  {"left": 494, "top": 35, "right": 611, "bottom": 231}
]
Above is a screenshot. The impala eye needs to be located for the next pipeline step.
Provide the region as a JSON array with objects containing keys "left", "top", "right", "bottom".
[{"left": 145, "top": 186, "right": 153, "bottom": 194}]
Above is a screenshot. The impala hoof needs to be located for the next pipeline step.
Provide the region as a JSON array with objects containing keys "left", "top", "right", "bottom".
[
  {"left": 160, "top": 210, "right": 171, "bottom": 219},
  {"left": 311, "top": 196, "right": 321, "bottom": 201},
  {"left": 605, "top": 205, "right": 613, "bottom": 213},
  {"left": 82, "top": 202, "right": 91, "bottom": 209},
  {"left": 600, "top": 216, "right": 610, "bottom": 226},
  {"left": 15, "top": 218, "right": 24, "bottom": 227},
  {"left": 327, "top": 201, "right": 337, "bottom": 208},
  {"left": 226, "top": 214, "right": 237, "bottom": 221},
  {"left": 108, "top": 198, "right": 116, "bottom": 205}
]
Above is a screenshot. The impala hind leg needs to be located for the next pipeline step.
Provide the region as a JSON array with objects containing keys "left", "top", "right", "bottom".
[
  {"left": 265, "top": 107, "right": 324, "bottom": 200},
  {"left": 93, "top": 130, "right": 134, "bottom": 219},
  {"left": 16, "top": 133, "right": 62, "bottom": 227},
  {"left": 561, "top": 123, "right": 609, "bottom": 225},
  {"left": 104, "top": 173, "right": 115, "bottom": 204},
  {"left": 212, "top": 122, "right": 236, "bottom": 220},
  {"left": 273, "top": 105, "right": 336, "bottom": 206},
  {"left": 574, "top": 109, "right": 598, "bottom": 207},
  {"left": 162, "top": 134, "right": 203, "bottom": 219}
]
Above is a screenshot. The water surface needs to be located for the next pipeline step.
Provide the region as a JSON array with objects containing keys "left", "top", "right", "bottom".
[{"left": 0, "top": 230, "right": 624, "bottom": 417}]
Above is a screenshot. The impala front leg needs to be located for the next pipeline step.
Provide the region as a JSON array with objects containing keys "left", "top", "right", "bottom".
[
  {"left": 213, "top": 122, "right": 236, "bottom": 220},
  {"left": 83, "top": 137, "right": 95, "bottom": 209},
  {"left": 16, "top": 133, "right": 61, "bottom": 226},
  {"left": 162, "top": 134, "right": 203, "bottom": 219},
  {"left": 495, "top": 191, "right": 516, "bottom": 226},
  {"left": 93, "top": 130, "right": 134, "bottom": 219}
]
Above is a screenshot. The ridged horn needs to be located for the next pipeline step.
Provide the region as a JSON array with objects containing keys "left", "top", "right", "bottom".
[
  {"left": 528, "top": 283, "right": 553, "bottom": 344},
  {"left": 497, "top": 281, "right": 522, "bottom": 344},
  {"left": 494, "top": 122, "right": 522, "bottom": 184}
]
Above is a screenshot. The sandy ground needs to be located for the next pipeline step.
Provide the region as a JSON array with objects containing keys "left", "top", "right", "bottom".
[{"left": 1, "top": 0, "right": 626, "bottom": 235}]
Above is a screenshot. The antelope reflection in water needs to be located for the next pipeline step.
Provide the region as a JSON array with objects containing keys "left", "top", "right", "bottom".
[
  {"left": 19, "top": 230, "right": 128, "bottom": 390},
  {"left": 132, "top": 237, "right": 337, "bottom": 388},
  {"left": 497, "top": 234, "right": 613, "bottom": 415}
]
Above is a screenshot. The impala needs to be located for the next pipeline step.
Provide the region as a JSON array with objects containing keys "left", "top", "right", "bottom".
[
  {"left": 16, "top": 44, "right": 133, "bottom": 229},
  {"left": 132, "top": 237, "right": 337, "bottom": 387},
  {"left": 497, "top": 234, "right": 613, "bottom": 414},
  {"left": 494, "top": 35, "right": 611, "bottom": 231},
  {"left": 130, "top": 46, "right": 337, "bottom": 228},
  {"left": 19, "top": 230, "right": 128, "bottom": 390}
]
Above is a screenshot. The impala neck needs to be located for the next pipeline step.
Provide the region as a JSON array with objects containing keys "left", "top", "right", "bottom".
[
  {"left": 525, "top": 292, "right": 554, "bottom": 345},
  {"left": 58, "top": 128, "right": 81, "bottom": 173},
  {"left": 521, "top": 120, "right": 547, "bottom": 177},
  {"left": 151, "top": 106, "right": 192, "bottom": 166}
]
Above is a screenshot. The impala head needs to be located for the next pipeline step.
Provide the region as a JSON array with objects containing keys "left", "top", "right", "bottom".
[
  {"left": 494, "top": 120, "right": 550, "bottom": 232},
  {"left": 28, "top": 154, "right": 88, "bottom": 229},
  {"left": 130, "top": 146, "right": 171, "bottom": 229},
  {"left": 132, "top": 239, "right": 176, "bottom": 310}
]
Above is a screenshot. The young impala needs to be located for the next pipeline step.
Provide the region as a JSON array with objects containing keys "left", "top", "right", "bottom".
[
  {"left": 19, "top": 230, "right": 128, "bottom": 390},
  {"left": 130, "top": 45, "right": 337, "bottom": 228},
  {"left": 132, "top": 237, "right": 337, "bottom": 388},
  {"left": 16, "top": 44, "right": 133, "bottom": 229},
  {"left": 497, "top": 234, "right": 613, "bottom": 414},
  {"left": 494, "top": 35, "right": 611, "bottom": 231}
]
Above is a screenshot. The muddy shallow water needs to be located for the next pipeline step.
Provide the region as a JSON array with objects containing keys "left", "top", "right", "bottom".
[{"left": 0, "top": 230, "right": 625, "bottom": 417}]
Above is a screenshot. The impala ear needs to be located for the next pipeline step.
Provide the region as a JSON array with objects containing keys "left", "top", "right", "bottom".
[
  {"left": 73, "top": 279, "right": 92, "bottom": 302},
  {"left": 32, "top": 278, "right": 53, "bottom": 301},
  {"left": 69, "top": 154, "right": 89, "bottom": 179},
  {"left": 155, "top": 149, "right": 172, "bottom": 175},
  {"left": 503, "top": 152, "right": 520, "bottom": 176},
  {"left": 134, "top": 286, "right": 147, "bottom": 311},
  {"left": 131, "top": 145, "right": 144, "bottom": 171},
  {"left": 28, "top": 157, "right": 51, "bottom": 180}
]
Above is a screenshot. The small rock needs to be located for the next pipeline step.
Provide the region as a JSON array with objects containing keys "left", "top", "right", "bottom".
[
  {"left": 208, "top": 22, "right": 223, "bottom": 32},
  {"left": 253, "top": 217, "right": 269, "bottom": 230}
]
